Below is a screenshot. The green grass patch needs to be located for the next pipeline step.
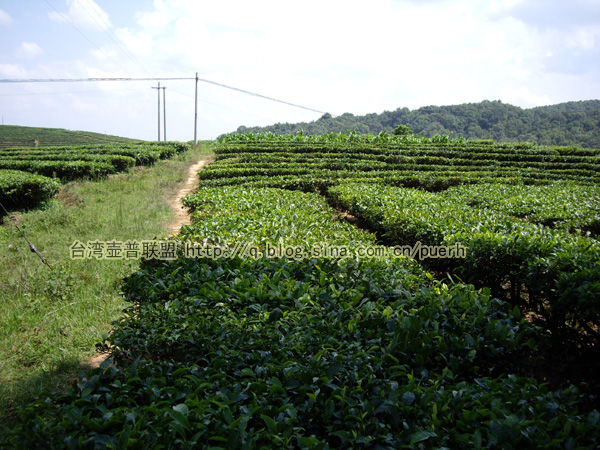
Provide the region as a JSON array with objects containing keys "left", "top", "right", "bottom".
[{"left": 0, "top": 143, "right": 213, "bottom": 418}]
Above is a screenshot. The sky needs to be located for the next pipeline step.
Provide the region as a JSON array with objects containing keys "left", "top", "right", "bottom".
[{"left": 0, "top": 0, "right": 599, "bottom": 141}]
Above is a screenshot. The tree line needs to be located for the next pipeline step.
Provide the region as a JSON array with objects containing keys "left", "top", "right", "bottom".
[{"left": 233, "top": 99, "right": 600, "bottom": 148}]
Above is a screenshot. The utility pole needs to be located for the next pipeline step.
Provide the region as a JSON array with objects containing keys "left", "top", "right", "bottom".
[
  {"left": 194, "top": 72, "right": 198, "bottom": 145},
  {"left": 163, "top": 85, "right": 167, "bottom": 141},
  {"left": 151, "top": 82, "right": 161, "bottom": 141},
  {"left": 151, "top": 82, "right": 167, "bottom": 141}
]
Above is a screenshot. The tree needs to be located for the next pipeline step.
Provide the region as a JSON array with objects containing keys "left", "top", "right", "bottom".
[
  {"left": 228, "top": 100, "right": 600, "bottom": 147},
  {"left": 393, "top": 124, "right": 413, "bottom": 136}
]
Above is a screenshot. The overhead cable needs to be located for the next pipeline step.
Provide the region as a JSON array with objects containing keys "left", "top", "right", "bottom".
[
  {"left": 196, "top": 77, "right": 328, "bottom": 115},
  {"left": 0, "top": 77, "right": 330, "bottom": 115}
]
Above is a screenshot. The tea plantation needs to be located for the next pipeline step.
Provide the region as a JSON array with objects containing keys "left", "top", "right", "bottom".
[
  {"left": 0, "top": 142, "right": 189, "bottom": 213},
  {"left": 1, "top": 133, "right": 599, "bottom": 449}
]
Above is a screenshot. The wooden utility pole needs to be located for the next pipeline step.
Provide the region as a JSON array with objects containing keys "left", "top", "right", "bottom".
[
  {"left": 151, "top": 82, "right": 167, "bottom": 141},
  {"left": 194, "top": 72, "right": 198, "bottom": 145},
  {"left": 151, "top": 82, "right": 161, "bottom": 141},
  {"left": 163, "top": 85, "right": 167, "bottom": 141}
]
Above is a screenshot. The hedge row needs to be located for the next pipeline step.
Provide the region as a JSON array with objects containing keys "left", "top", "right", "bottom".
[
  {"left": 205, "top": 139, "right": 600, "bottom": 190},
  {"left": 0, "top": 142, "right": 190, "bottom": 210},
  {"left": 214, "top": 140, "right": 600, "bottom": 158},
  {"left": 0, "top": 141, "right": 189, "bottom": 166},
  {"left": 443, "top": 183, "right": 600, "bottom": 237},
  {"left": 0, "top": 159, "right": 115, "bottom": 181},
  {"left": 216, "top": 150, "right": 600, "bottom": 167},
  {"left": 1, "top": 153, "right": 136, "bottom": 172},
  {"left": 327, "top": 182, "right": 600, "bottom": 344},
  {"left": 0, "top": 169, "right": 61, "bottom": 212},
  {"left": 4, "top": 194, "right": 599, "bottom": 447},
  {"left": 198, "top": 169, "right": 595, "bottom": 194},
  {"left": 199, "top": 163, "right": 599, "bottom": 182}
]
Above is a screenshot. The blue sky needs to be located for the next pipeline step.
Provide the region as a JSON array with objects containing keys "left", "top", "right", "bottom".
[{"left": 1, "top": 0, "right": 599, "bottom": 141}]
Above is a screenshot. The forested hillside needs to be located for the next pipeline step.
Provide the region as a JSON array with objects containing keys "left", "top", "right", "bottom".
[{"left": 234, "top": 100, "right": 600, "bottom": 148}]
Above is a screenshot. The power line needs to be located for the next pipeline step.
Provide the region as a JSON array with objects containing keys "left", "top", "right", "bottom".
[
  {"left": 169, "top": 87, "right": 298, "bottom": 123},
  {"left": 0, "top": 88, "right": 149, "bottom": 97},
  {"left": 0, "top": 76, "right": 330, "bottom": 115},
  {"left": 196, "top": 77, "right": 328, "bottom": 115},
  {"left": 0, "top": 77, "right": 193, "bottom": 83}
]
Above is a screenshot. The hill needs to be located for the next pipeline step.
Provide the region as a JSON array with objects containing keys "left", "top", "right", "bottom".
[
  {"left": 233, "top": 99, "right": 600, "bottom": 148},
  {"left": 0, "top": 125, "right": 142, "bottom": 148}
]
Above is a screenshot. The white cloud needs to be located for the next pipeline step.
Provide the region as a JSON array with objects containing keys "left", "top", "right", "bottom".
[
  {"left": 0, "top": 63, "right": 27, "bottom": 78},
  {"left": 114, "top": 28, "right": 154, "bottom": 57},
  {"left": 0, "top": 8, "right": 12, "bottom": 26},
  {"left": 135, "top": 0, "right": 171, "bottom": 30},
  {"left": 48, "top": 0, "right": 112, "bottom": 31},
  {"left": 488, "top": 0, "right": 600, "bottom": 78},
  {"left": 103, "top": 0, "right": 595, "bottom": 135},
  {"left": 15, "top": 42, "right": 44, "bottom": 59},
  {"left": 565, "top": 27, "right": 599, "bottom": 51},
  {"left": 2, "top": 0, "right": 598, "bottom": 139},
  {"left": 498, "top": 86, "right": 552, "bottom": 108}
]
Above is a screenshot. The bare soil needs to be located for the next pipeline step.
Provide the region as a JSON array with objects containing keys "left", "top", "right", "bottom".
[{"left": 167, "top": 158, "right": 210, "bottom": 234}]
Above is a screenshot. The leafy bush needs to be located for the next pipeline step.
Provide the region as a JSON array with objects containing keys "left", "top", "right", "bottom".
[
  {"left": 0, "top": 159, "right": 115, "bottom": 181},
  {"left": 328, "top": 182, "right": 600, "bottom": 343},
  {"left": 443, "top": 182, "right": 600, "bottom": 237},
  {"left": 0, "top": 169, "right": 61, "bottom": 211},
  {"left": 0, "top": 142, "right": 189, "bottom": 210},
  {"left": 4, "top": 256, "right": 598, "bottom": 448},
  {"left": 4, "top": 136, "right": 599, "bottom": 448},
  {"left": 180, "top": 186, "right": 377, "bottom": 249},
  {"left": 202, "top": 138, "right": 600, "bottom": 193},
  {"left": 1, "top": 153, "right": 136, "bottom": 172}
]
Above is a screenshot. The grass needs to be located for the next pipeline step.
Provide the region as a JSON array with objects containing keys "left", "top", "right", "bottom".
[{"left": 0, "top": 143, "right": 214, "bottom": 419}]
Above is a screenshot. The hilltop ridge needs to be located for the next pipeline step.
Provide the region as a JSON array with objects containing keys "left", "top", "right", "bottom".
[{"left": 233, "top": 99, "right": 600, "bottom": 148}]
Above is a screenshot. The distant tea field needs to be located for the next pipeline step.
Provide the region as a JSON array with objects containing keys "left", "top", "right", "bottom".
[
  {"left": 0, "top": 124, "right": 140, "bottom": 148},
  {"left": 0, "top": 141, "right": 189, "bottom": 213}
]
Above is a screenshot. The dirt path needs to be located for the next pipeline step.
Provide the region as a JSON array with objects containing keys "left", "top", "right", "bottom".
[
  {"left": 167, "top": 158, "right": 209, "bottom": 234},
  {"left": 85, "top": 156, "right": 210, "bottom": 370}
]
